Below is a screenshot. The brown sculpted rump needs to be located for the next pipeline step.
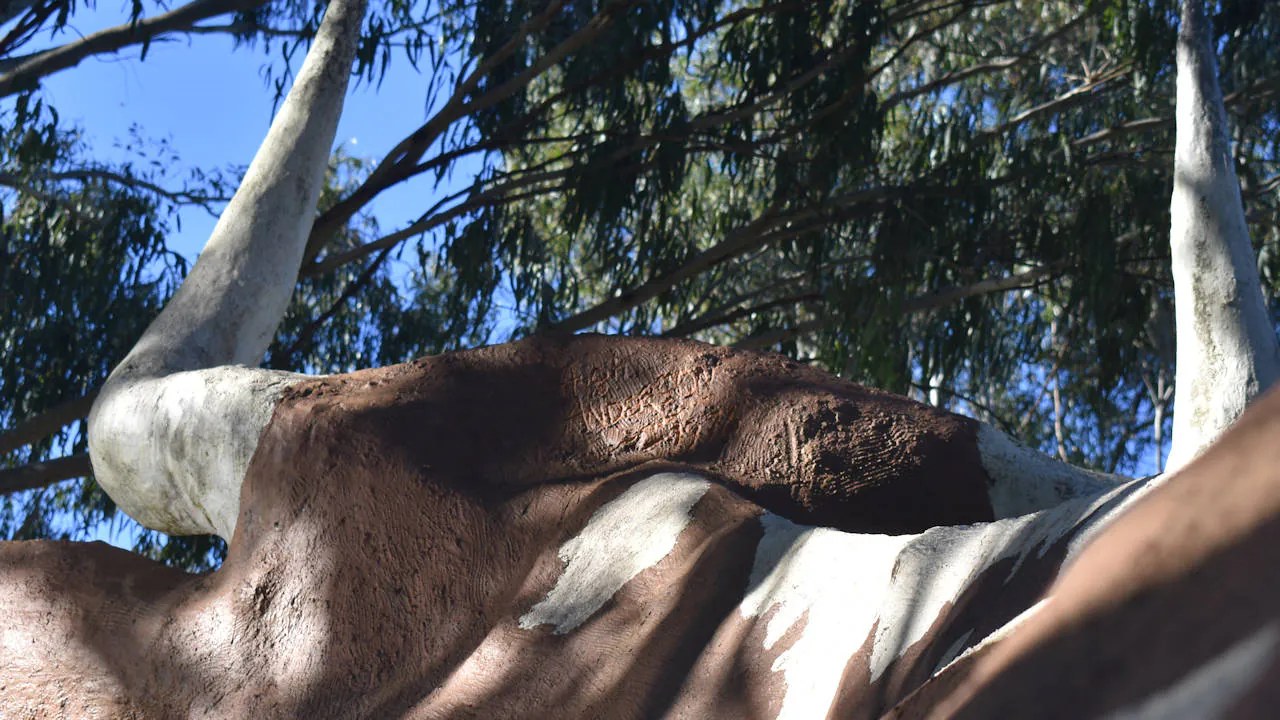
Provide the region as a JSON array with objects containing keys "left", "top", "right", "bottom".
[
  {"left": 405, "top": 473, "right": 766, "bottom": 719},
  {"left": 5, "top": 334, "right": 1280, "bottom": 717},
  {"left": 285, "top": 334, "right": 992, "bottom": 533},
  {"left": 901, "top": 386, "right": 1280, "bottom": 718},
  {"left": 666, "top": 603, "right": 806, "bottom": 720},
  {"left": 0, "top": 540, "right": 187, "bottom": 719},
  {"left": 0, "top": 336, "right": 994, "bottom": 717}
]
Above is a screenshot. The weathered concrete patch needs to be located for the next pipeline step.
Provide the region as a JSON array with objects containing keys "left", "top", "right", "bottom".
[{"left": 29, "top": 335, "right": 1280, "bottom": 719}]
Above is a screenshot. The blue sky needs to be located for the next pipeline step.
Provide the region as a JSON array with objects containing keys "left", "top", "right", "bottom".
[{"left": 34, "top": 0, "right": 468, "bottom": 264}]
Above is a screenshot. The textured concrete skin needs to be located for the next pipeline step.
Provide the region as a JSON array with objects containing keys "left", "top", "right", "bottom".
[
  {"left": 4, "top": 333, "right": 1278, "bottom": 719},
  {"left": 28, "top": 0, "right": 1274, "bottom": 711},
  {"left": 2, "top": 335, "right": 987, "bottom": 717}
]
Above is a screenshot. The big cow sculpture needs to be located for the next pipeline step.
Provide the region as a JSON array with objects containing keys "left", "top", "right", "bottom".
[{"left": 3, "top": 0, "right": 1278, "bottom": 717}]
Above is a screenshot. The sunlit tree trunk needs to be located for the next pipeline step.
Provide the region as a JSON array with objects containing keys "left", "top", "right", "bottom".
[
  {"left": 85, "top": 0, "right": 368, "bottom": 538},
  {"left": 1167, "top": 0, "right": 1280, "bottom": 470}
]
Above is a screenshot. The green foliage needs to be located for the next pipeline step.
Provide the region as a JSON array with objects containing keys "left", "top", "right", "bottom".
[
  {"left": 266, "top": 149, "right": 482, "bottom": 374},
  {"left": 0, "top": 97, "right": 196, "bottom": 562},
  {"left": 433, "top": 0, "right": 1278, "bottom": 475}
]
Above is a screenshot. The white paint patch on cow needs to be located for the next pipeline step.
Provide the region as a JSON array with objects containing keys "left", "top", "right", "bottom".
[
  {"left": 977, "top": 423, "right": 1124, "bottom": 518},
  {"left": 735, "top": 506, "right": 1110, "bottom": 720},
  {"left": 1103, "top": 622, "right": 1279, "bottom": 720},
  {"left": 999, "top": 474, "right": 1156, "bottom": 583},
  {"left": 88, "top": 367, "right": 305, "bottom": 539},
  {"left": 518, "top": 472, "right": 711, "bottom": 635},
  {"left": 729, "top": 470, "right": 1159, "bottom": 719},
  {"left": 882, "top": 476, "right": 1155, "bottom": 677},
  {"left": 869, "top": 502, "right": 1115, "bottom": 684},
  {"left": 869, "top": 522, "right": 1036, "bottom": 683},
  {"left": 739, "top": 514, "right": 915, "bottom": 720},
  {"left": 893, "top": 478, "right": 1159, "bottom": 692}
]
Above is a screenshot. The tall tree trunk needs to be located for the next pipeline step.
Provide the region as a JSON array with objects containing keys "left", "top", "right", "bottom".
[
  {"left": 1167, "top": 0, "right": 1280, "bottom": 470},
  {"left": 85, "top": 0, "right": 368, "bottom": 537}
]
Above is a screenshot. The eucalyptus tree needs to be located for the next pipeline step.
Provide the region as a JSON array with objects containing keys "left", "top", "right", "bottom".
[{"left": 486, "top": 0, "right": 1280, "bottom": 474}]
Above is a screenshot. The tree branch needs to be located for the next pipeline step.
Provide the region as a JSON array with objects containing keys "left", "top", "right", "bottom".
[
  {"left": 305, "top": 167, "right": 569, "bottom": 277},
  {"left": 901, "top": 266, "right": 1055, "bottom": 312},
  {"left": 980, "top": 64, "right": 1130, "bottom": 138},
  {"left": 0, "top": 392, "right": 97, "bottom": 456},
  {"left": 0, "top": 0, "right": 269, "bottom": 96},
  {"left": 1071, "top": 73, "right": 1280, "bottom": 148},
  {"left": 273, "top": 247, "right": 392, "bottom": 366},
  {"left": 732, "top": 319, "right": 822, "bottom": 351},
  {"left": 0, "top": 453, "right": 91, "bottom": 495},
  {"left": 302, "top": 0, "right": 854, "bottom": 267},
  {"left": 302, "top": 0, "right": 580, "bottom": 263},
  {"left": 547, "top": 201, "right": 787, "bottom": 333},
  {"left": 731, "top": 266, "right": 1059, "bottom": 351},
  {"left": 545, "top": 181, "right": 979, "bottom": 334},
  {"left": 184, "top": 21, "right": 312, "bottom": 39},
  {"left": 1072, "top": 117, "right": 1172, "bottom": 147},
  {"left": 662, "top": 292, "right": 824, "bottom": 339},
  {"left": 0, "top": 169, "right": 231, "bottom": 212},
  {"left": 878, "top": 9, "right": 1094, "bottom": 113},
  {"left": 909, "top": 381, "right": 1020, "bottom": 435}
]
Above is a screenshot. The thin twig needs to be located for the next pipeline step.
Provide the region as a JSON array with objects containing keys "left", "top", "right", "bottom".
[
  {"left": 732, "top": 266, "right": 1060, "bottom": 351},
  {"left": 305, "top": 168, "right": 569, "bottom": 277},
  {"left": 303, "top": 0, "right": 577, "bottom": 262},
  {"left": 275, "top": 247, "right": 393, "bottom": 365},
  {"left": 662, "top": 292, "right": 823, "bottom": 338},
  {"left": 909, "top": 382, "right": 1020, "bottom": 435},
  {"left": 878, "top": 10, "right": 1094, "bottom": 113}
]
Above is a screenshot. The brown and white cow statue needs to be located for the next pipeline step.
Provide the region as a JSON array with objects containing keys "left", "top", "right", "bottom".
[{"left": 3, "top": 0, "right": 1277, "bottom": 717}]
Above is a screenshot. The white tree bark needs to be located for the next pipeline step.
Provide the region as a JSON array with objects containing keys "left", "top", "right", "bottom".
[
  {"left": 1167, "top": 0, "right": 1280, "bottom": 470},
  {"left": 87, "top": 0, "right": 367, "bottom": 538}
]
